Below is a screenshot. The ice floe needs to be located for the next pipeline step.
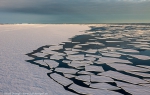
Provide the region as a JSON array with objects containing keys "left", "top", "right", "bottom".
[
  {"left": 55, "top": 68, "right": 78, "bottom": 74},
  {"left": 98, "top": 57, "right": 132, "bottom": 64},
  {"left": 85, "top": 65, "right": 104, "bottom": 72},
  {"left": 64, "top": 51, "right": 78, "bottom": 55},
  {"left": 44, "top": 60, "right": 59, "bottom": 69},
  {"left": 50, "top": 54, "right": 63, "bottom": 60},
  {"left": 127, "top": 71, "right": 150, "bottom": 78},
  {"left": 90, "top": 83, "right": 120, "bottom": 90},
  {"left": 62, "top": 60, "right": 71, "bottom": 64},
  {"left": 77, "top": 71, "right": 93, "bottom": 75},
  {"left": 91, "top": 75, "right": 114, "bottom": 83},
  {"left": 101, "top": 53, "right": 121, "bottom": 57},
  {"left": 118, "top": 49, "right": 139, "bottom": 53},
  {"left": 63, "top": 74, "right": 75, "bottom": 78},
  {"left": 99, "top": 71, "right": 148, "bottom": 84},
  {"left": 107, "top": 63, "right": 149, "bottom": 72},
  {"left": 50, "top": 73, "right": 73, "bottom": 87},
  {"left": 68, "top": 84, "right": 122, "bottom": 95},
  {"left": 85, "top": 54, "right": 101, "bottom": 58},
  {"left": 116, "top": 81, "right": 150, "bottom": 95},
  {"left": 32, "top": 52, "right": 48, "bottom": 58},
  {"left": 85, "top": 49, "right": 97, "bottom": 54},
  {"left": 66, "top": 54, "right": 84, "bottom": 60},
  {"left": 34, "top": 60, "right": 46, "bottom": 66},
  {"left": 129, "top": 54, "right": 150, "bottom": 60},
  {"left": 75, "top": 75, "right": 91, "bottom": 82}
]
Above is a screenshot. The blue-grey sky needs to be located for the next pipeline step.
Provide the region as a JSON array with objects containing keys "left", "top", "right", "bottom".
[{"left": 0, "top": 0, "right": 150, "bottom": 23}]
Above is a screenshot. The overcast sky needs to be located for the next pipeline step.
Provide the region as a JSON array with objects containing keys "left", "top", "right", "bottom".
[{"left": 0, "top": 0, "right": 150, "bottom": 23}]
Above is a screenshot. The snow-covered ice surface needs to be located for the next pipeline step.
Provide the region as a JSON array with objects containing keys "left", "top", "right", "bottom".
[
  {"left": 1, "top": 24, "right": 150, "bottom": 95},
  {"left": 0, "top": 24, "right": 89, "bottom": 95}
]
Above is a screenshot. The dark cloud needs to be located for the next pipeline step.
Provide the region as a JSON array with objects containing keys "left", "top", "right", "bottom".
[
  {"left": 0, "top": 0, "right": 150, "bottom": 15},
  {"left": 0, "top": 0, "right": 150, "bottom": 23}
]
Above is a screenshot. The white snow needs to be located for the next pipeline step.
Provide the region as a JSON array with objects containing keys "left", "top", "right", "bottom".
[
  {"left": 77, "top": 71, "right": 93, "bottom": 75},
  {"left": 68, "top": 84, "right": 122, "bottom": 95},
  {"left": 115, "top": 81, "right": 150, "bottom": 95},
  {"left": 118, "top": 49, "right": 139, "bottom": 53},
  {"left": 98, "top": 57, "right": 132, "bottom": 64},
  {"left": 99, "top": 71, "right": 148, "bottom": 84},
  {"left": 63, "top": 74, "right": 75, "bottom": 78},
  {"left": 107, "top": 63, "right": 149, "bottom": 72},
  {"left": 50, "top": 54, "right": 63, "bottom": 60},
  {"left": 0, "top": 24, "right": 89, "bottom": 95},
  {"left": 75, "top": 75, "right": 91, "bottom": 82},
  {"left": 55, "top": 68, "right": 78, "bottom": 74},
  {"left": 69, "top": 61, "right": 90, "bottom": 68},
  {"left": 50, "top": 73, "right": 73, "bottom": 87},
  {"left": 91, "top": 75, "right": 114, "bottom": 83},
  {"left": 64, "top": 51, "right": 78, "bottom": 55},
  {"left": 126, "top": 71, "right": 150, "bottom": 78},
  {"left": 85, "top": 65, "right": 104, "bottom": 72},
  {"left": 85, "top": 49, "right": 97, "bottom": 54},
  {"left": 32, "top": 52, "right": 48, "bottom": 58},
  {"left": 66, "top": 54, "right": 84, "bottom": 61},
  {"left": 84, "top": 56, "right": 96, "bottom": 61},
  {"left": 44, "top": 60, "right": 59, "bottom": 69},
  {"left": 129, "top": 54, "right": 150, "bottom": 60},
  {"left": 137, "top": 65, "right": 150, "bottom": 69},
  {"left": 34, "top": 60, "right": 46, "bottom": 66},
  {"left": 101, "top": 53, "right": 121, "bottom": 57},
  {"left": 90, "top": 83, "right": 120, "bottom": 90}
]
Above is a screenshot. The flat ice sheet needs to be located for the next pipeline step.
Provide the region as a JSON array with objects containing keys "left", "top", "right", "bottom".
[
  {"left": 98, "top": 57, "right": 132, "bottom": 64},
  {"left": 107, "top": 63, "right": 149, "bottom": 72},
  {"left": 0, "top": 24, "right": 89, "bottom": 95},
  {"left": 99, "top": 71, "right": 148, "bottom": 84}
]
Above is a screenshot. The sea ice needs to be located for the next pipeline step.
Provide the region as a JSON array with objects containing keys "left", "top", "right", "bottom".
[
  {"left": 44, "top": 60, "right": 59, "bottom": 68},
  {"left": 126, "top": 71, "right": 150, "bottom": 78},
  {"left": 50, "top": 54, "right": 63, "bottom": 60},
  {"left": 98, "top": 57, "right": 132, "bottom": 64},
  {"left": 77, "top": 71, "right": 93, "bottom": 75},
  {"left": 62, "top": 60, "right": 71, "bottom": 64},
  {"left": 64, "top": 51, "right": 78, "bottom": 55},
  {"left": 34, "top": 60, "right": 46, "bottom": 66},
  {"left": 107, "top": 63, "right": 149, "bottom": 72},
  {"left": 32, "top": 52, "right": 47, "bottom": 58},
  {"left": 75, "top": 75, "right": 91, "bottom": 82},
  {"left": 117, "top": 82, "right": 150, "bottom": 95},
  {"left": 85, "top": 54, "right": 101, "bottom": 58},
  {"left": 50, "top": 73, "right": 73, "bottom": 87},
  {"left": 101, "top": 53, "right": 121, "bottom": 57},
  {"left": 55, "top": 68, "right": 78, "bottom": 74},
  {"left": 68, "top": 84, "right": 122, "bottom": 95},
  {"left": 85, "top": 49, "right": 97, "bottom": 54},
  {"left": 85, "top": 65, "right": 104, "bottom": 72},
  {"left": 91, "top": 75, "right": 114, "bottom": 83},
  {"left": 129, "top": 54, "right": 150, "bottom": 60},
  {"left": 84, "top": 56, "right": 96, "bottom": 61},
  {"left": 63, "top": 74, "right": 75, "bottom": 78},
  {"left": 99, "top": 71, "right": 148, "bottom": 84},
  {"left": 90, "top": 83, "right": 120, "bottom": 90},
  {"left": 118, "top": 49, "right": 139, "bottom": 53},
  {"left": 66, "top": 54, "right": 84, "bottom": 61},
  {"left": 106, "top": 41, "right": 123, "bottom": 43}
]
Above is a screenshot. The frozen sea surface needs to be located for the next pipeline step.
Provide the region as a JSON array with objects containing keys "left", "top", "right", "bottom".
[
  {"left": 1, "top": 24, "right": 150, "bottom": 95},
  {"left": 0, "top": 24, "right": 89, "bottom": 95}
]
